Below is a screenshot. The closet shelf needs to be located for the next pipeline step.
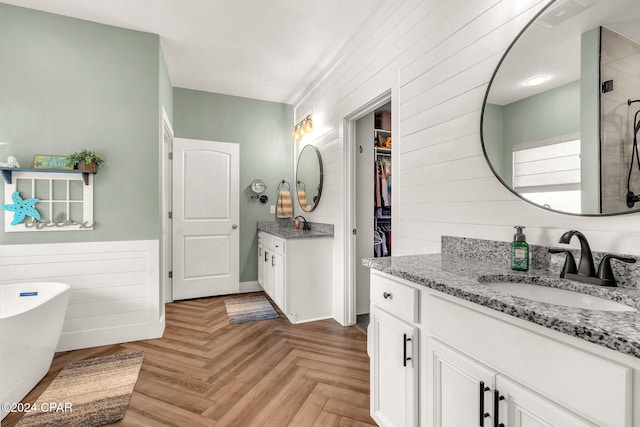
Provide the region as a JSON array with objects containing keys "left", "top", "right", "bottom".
[{"left": 0, "top": 167, "right": 96, "bottom": 186}]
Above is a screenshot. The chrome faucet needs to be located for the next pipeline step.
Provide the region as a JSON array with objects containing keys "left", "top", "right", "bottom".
[
  {"left": 294, "top": 215, "right": 310, "bottom": 230},
  {"left": 553, "top": 230, "right": 636, "bottom": 287}
]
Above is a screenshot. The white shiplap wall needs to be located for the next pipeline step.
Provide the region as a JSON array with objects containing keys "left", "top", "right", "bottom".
[
  {"left": 294, "top": 0, "right": 640, "bottom": 324},
  {"left": 0, "top": 240, "right": 163, "bottom": 351}
]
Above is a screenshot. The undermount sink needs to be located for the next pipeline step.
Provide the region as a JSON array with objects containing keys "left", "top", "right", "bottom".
[{"left": 481, "top": 281, "right": 637, "bottom": 312}]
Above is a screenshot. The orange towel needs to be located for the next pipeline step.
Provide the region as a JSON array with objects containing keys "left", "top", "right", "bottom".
[
  {"left": 277, "top": 190, "right": 293, "bottom": 218},
  {"left": 297, "top": 190, "right": 308, "bottom": 211}
]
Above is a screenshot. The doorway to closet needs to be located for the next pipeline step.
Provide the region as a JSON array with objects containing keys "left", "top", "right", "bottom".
[{"left": 354, "top": 101, "right": 392, "bottom": 333}]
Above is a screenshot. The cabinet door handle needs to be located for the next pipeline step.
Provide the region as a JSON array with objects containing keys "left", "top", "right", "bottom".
[
  {"left": 264, "top": 251, "right": 268, "bottom": 262},
  {"left": 494, "top": 390, "right": 505, "bottom": 427},
  {"left": 383, "top": 292, "right": 392, "bottom": 299},
  {"left": 403, "top": 334, "right": 412, "bottom": 367},
  {"left": 272, "top": 255, "right": 275, "bottom": 267},
  {"left": 479, "top": 381, "right": 490, "bottom": 426}
]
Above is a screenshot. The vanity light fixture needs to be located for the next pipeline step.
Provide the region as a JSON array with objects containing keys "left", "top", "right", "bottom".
[
  {"left": 292, "top": 115, "right": 313, "bottom": 141},
  {"left": 524, "top": 75, "right": 549, "bottom": 87}
]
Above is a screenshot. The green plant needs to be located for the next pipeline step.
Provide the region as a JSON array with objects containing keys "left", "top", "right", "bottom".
[{"left": 66, "top": 149, "right": 105, "bottom": 168}]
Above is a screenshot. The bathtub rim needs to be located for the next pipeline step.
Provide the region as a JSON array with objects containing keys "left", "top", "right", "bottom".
[{"left": 0, "top": 282, "right": 71, "bottom": 320}]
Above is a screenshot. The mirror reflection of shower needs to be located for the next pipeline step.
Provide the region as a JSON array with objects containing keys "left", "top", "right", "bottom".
[{"left": 626, "top": 99, "right": 640, "bottom": 207}]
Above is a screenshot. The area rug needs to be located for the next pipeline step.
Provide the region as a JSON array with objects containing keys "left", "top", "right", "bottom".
[
  {"left": 16, "top": 351, "right": 144, "bottom": 427},
  {"left": 225, "top": 295, "right": 279, "bottom": 324}
]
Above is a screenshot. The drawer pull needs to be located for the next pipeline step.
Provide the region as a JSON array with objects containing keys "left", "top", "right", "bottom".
[
  {"left": 403, "top": 334, "right": 412, "bottom": 367},
  {"left": 383, "top": 292, "right": 392, "bottom": 299},
  {"left": 494, "top": 390, "right": 505, "bottom": 427},
  {"left": 479, "top": 381, "right": 490, "bottom": 426}
]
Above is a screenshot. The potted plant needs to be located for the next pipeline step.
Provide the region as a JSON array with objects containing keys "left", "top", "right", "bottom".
[{"left": 66, "top": 150, "right": 104, "bottom": 173}]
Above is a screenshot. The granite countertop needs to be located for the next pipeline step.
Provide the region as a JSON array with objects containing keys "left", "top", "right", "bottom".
[
  {"left": 363, "top": 254, "right": 640, "bottom": 359},
  {"left": 257, "top": 220, "right": 333, "bottom": 239},
  {"left": 261, "top": 228, "right": 333, "bottom": 239}
]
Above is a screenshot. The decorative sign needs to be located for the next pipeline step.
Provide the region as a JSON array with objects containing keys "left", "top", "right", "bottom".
[
  {"left": 3, "top": 170, "right": 94, "bottom": 232},
  {"left": 1, "top": 192, "right": 41, "bottom": 225},
  {"left": 33, "top": 154, "right": 73, "bottom": 170},
  {"left": 24, "top": 213, "right": 94, "bottom": 230}
]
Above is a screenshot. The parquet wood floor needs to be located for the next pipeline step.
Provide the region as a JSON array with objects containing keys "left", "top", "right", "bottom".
[{"left": 3, "top": 292, "right": 376, "bottom": 427}]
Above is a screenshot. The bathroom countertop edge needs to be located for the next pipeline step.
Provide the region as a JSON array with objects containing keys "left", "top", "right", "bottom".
[{"left": 363, "top": 254, "right": 640, "bottom": 360}]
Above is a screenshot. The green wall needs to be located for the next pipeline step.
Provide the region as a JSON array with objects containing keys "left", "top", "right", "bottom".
[
  {"left": 0, "top": 4, "right": 163, "bottom": 244},
  {"left": 500, "top": 80, "right": 581, "bottom": 186},
  {"left": 173, "top": 88, "right": 293, "bottom": 283},
  {"left": 0, "top": 4, "right": 292, "bottom": 284},
  {"left": 159, "top": 48, "right": 174, "bottom": 125},
  {"left": 482, "top": 103, "right": 504, "bottom": 177}
]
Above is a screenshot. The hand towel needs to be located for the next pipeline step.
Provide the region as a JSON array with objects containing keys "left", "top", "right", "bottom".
[
  {"left": 277, "top": 190, "right": 293, "bottom": 218},
  {"left": 297, "top": 190, "right": 308, "bottom": 211}
]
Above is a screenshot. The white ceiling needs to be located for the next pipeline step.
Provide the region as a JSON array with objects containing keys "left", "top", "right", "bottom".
[{"left": 2, "top": 0, "right": 387, "bottom": 104}]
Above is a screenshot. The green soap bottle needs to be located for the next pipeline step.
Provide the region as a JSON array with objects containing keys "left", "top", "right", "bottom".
[{"left": 511, "top": 226, "right": 529, "bottom": 271}]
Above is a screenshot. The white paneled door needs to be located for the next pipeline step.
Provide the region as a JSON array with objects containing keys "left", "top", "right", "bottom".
[{"left": 172, "top": 138, "right": 239, "bottom": 300}]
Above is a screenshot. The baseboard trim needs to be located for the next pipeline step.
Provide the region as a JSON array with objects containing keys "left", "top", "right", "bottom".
[
  {"left": 240, "top": 281, "right": 263, "bottom": 293},
  {"left": 57, "top": 316, "right": 165, "bottom": 352}
]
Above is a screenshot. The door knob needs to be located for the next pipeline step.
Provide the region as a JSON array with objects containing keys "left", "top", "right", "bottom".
[{"left": 232, "top": 224, "right": 238, "bottom": 229}]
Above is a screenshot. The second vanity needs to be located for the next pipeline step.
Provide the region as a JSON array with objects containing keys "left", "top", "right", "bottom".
[
  {"left": 257, "top": 220, "right": 333, "bottom": 324},
  {"left": 364, "top": 236, "right": 640, "bottom": 427}
]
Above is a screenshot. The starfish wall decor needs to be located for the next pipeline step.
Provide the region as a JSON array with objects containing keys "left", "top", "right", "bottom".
[{"left": 1, "top": 191, "right": 41, "bottom": 225}]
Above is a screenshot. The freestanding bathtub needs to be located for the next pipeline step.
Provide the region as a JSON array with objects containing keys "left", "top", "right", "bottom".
[{"left": 0, "top": 282, "right": 70, "bottom": 420}]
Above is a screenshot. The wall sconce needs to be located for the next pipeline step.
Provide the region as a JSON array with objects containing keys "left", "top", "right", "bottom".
[{"left": 292, "top": 115, "right": 313, "bottom": 141}]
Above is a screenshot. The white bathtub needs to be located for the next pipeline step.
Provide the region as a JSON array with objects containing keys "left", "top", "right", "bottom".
[{"left": 0, "top": 282, "right": 70, "bottom": 420}]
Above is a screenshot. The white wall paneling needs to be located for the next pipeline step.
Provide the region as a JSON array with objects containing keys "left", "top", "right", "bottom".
[
  {"left": 0, "top": 240, "right": 163, "bottom": 351},
  {"left": 294, "top": 0, "right": 640, "bottom": 324}
]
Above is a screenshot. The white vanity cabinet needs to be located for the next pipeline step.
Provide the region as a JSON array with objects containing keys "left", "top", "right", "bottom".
[
  {"left": 257, "top": 231, "right": 332, "bottom": 323},
  {"left": 369, "top": 272, "right": 419, "bottom": 427},
  {"left": 257, "top": 242, "right": 264, "bottom": 287},
  {"left": 426, "top": 338, "right": 596, "bottom": 427},
  {"left": 424, "top": 294, "right": 632, "bottom": 427},
  {"left": 368, "top": 270, "right": 639, "bottom": 427},
  {"left": 426, "top": 337, "right": 495, "bottom": 427},
  {"left": 259, "top": 232, "right": 284, "bottom": 308}
]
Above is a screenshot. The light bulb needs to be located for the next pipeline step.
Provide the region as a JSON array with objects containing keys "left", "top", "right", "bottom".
[{"left": 303, "top": 119, "right": 313, "bottom": 134}]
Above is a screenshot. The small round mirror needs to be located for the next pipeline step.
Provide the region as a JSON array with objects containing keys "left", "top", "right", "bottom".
[
  {"left": 296, "top": 145, "right": 323, "bottom": 212},
  {"left": 250, "top": 179, "right": 266, "bottom": 195}
]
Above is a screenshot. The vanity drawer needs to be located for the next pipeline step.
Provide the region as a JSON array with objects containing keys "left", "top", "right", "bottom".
[
  {"left": 273, "top": 237, "right": 285, "bottom": 255},
  {"left": 260, "top": 232, "right": 274, "bottom": 250},
  {"left": 370, "top": 272, "right": 419, "bottom": 323}
]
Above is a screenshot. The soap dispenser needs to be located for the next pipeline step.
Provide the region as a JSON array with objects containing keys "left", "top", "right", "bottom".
[{"left": 511, "top": 226, "right": 529, "bottom": 271}]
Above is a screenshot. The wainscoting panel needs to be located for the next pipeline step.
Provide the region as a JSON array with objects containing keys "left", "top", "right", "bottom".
[{"left": 0, "top": 240, "right": 163, "bottom": 351}]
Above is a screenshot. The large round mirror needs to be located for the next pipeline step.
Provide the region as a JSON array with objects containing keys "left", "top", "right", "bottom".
[
  {"left": 296, "top": 145, "right": 323, "bottom": 212},
  {"left": 482, "top": 0, "right": 640, "bottom": 215}
]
